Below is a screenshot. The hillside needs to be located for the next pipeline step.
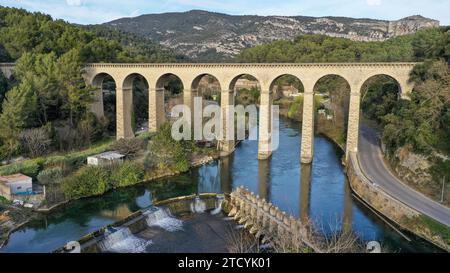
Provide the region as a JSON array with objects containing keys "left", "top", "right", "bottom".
[
  {"left": 0, "top": 6, "right": 181, "bottom": 63},
  {"left": 104, "top": 10, "right": 439, "bottom": 61}
]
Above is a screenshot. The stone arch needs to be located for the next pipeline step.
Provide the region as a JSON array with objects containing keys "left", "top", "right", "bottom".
[
  {"left": 90, "top": 72, "right": 117, "bottom": 127},
  {"left": 313, "top": 74, "right": 351, "bottom": 146},
  {"left": 269, "top": 74, "right": 304, "bottom": 100},
  {"left": 228, "top": 74, "right": 260, "bottom": 92},
  {"left": 228, "top": 74, "right": 261, "bottom": 106},
  {"left": 156, "top": 73, "right": 184, "bottom": 93},
  {"left": 191, "top": 73, "right": 222, "bottom": 98},
  {"left": 360, "top": 74, "right": 402, "bottom": 100},
  {"left": 122, "top": 73, "right": 150, "bottom": 134},
  {"left": 122, "top": 73, "right": 149, "bottom": 91},
  {"left": 155, "top": 73, "right": 184, "bottom": 122}
]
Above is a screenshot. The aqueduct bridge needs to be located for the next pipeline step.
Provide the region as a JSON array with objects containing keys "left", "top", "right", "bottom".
[{"left": 0, "top": 62, "right": 417, "bottom": 163}]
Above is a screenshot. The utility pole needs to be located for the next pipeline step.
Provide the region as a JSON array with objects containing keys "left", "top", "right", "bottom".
[{"left": 441, "top": 176, "right": 446, "bottom": 203}]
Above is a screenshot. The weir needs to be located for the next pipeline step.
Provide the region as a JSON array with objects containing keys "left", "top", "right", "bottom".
[
  {"left": 56, "top": 194, "right": 229, "bottom": 253},
  {"left": 224, "top": 186, "right": 322, "bottom": 252}
]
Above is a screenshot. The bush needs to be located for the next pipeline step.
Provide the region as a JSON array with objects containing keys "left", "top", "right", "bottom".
[
  {"left": 110, "top": 161, "right": 144, "bottom": 188},
  {"left": 146, "top": 123, "right": 189, "bottom": 172},
  {"left": 61, "top": 166, "right": 109, "bottom": 199},
  {"left": 109, "top": 138, "right": 145, "bottom": 158},
  {"left": 287, "top": 96, "right": 303, "bottom": 119},
  {"left": 19, "top": 126, "right": 52, "bottom": 158},
  {"left": 37, "top": 167, "right": 63, "bottom": 185},
  {"left": 0, "top": 158, "right": 44, "bottom": 178}
]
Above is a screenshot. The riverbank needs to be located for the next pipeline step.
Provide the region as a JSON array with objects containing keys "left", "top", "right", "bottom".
[{"left": 0, "top": 151, "right": 219, "bottom": 249}]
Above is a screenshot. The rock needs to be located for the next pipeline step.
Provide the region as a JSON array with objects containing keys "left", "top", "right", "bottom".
[{"left": 104, "top": 10, "right": 439, "bottom": 61}]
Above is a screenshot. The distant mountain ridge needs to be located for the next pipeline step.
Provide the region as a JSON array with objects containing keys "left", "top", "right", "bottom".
[{"left": 102, "top": 10, "right": 439, "bottom": 61}]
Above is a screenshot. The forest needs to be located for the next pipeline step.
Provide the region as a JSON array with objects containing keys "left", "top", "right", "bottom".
[{"left": 0, "top": 6, "right": 180, "bottom": 159}]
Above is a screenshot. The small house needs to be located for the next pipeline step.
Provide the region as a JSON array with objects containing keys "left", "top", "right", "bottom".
[
  {"left": 0, "top": 173, "right": 33, "bottom": 200},
  {"left": 87, "top": 151, "right": 125, "bottom": 166}
]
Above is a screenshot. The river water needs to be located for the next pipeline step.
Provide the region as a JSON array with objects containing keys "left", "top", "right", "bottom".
[{"left": 0, "top": 118, "right": 439, "bottom": 253}]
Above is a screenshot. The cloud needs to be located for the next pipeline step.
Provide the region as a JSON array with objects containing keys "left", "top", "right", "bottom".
[
  {"left": 366, "top": 0, "right": 382, "bottom": 6},
  {"left": 130, "top": 9, "right": 141, "bottom": 17},
  {"left": 66, "top": 0, "right": 83, "bottom": 6}
]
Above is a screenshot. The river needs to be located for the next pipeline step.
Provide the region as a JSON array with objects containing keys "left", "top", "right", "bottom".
[{"left": 0, "top": 117, "right": 439, "bottom": 253}]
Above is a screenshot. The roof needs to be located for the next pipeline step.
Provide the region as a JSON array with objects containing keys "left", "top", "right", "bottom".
[
  {"left": 0, "top": 173, "right": 32, "bottom": 184},
  {"left": 89, "top": 151, "right": 125, "bottom": 160}
]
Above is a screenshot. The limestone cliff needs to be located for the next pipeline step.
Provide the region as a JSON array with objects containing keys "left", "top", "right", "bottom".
[{"left": 103, "top": 10, "right": 439, "bottom": 61}]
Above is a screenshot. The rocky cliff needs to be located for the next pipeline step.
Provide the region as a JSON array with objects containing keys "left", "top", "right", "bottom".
[{"left": 103, "top": 10, "right": 439, "bottom": 61}]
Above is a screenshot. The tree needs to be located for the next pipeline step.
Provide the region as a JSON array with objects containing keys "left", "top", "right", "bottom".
[
  {"left": 0, "top": 81, "right": 37, "bottom": 157},
  {"left": 110, "top": 138, "right": 145, "bottom": 158},
  {"left": 19, "top": 126, "right": 52, "bottom": 158},
  {"left": 56, "top": 49, "right": 94, "bottom": 127},
  {"left": 146, "top": 123, "right": 189, "bottom": 172},
  {"left": 0, "top": 71, "right": 9, "bottom": 111}
]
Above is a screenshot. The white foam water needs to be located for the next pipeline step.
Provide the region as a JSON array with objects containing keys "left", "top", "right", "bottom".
[
  {"left": 210, "top": 197, "right": 224, "bottom": 215},
  {"left": 145, "top": 207, "right": 183, "bottom": 232},
  {"left": 190, "top": 197, "right": 207, "bottom": 213},
  {"left": 98, "top": 227, "right": 152, "bottom": 253}
]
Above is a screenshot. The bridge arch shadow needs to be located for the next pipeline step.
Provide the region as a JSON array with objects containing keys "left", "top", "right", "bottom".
[
  {"left": 123, "top": 73, "right": 150, "bottom": 134},
  {"left": 91, "top": 72, "right": 117, "bottom": 135},
  {"left": 156, "top": 73, "right": 184, "bottom": 122},
  {"left": 191, "top": 73, "right": 222, "bottom": 105}
]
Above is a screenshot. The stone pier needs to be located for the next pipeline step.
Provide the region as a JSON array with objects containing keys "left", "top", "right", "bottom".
[
  {"left": 258, "top": 90, "right": 273, "bottom": 159},
  {"left": 220, "top": 89, "right": 235, "bottom": 155},
  {"left": 116, "top": 87, "right": 134, "bottom": 139},
  {"left": 149, "top": 88, "right": 165, "bottom": 133},
  {"left": 300, "top": 90, "right": 315, "bottom": 164}
]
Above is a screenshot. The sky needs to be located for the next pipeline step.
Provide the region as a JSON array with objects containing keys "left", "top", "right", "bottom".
[{"left": 1, "top": 0, "right": 449, "bottom": 25}]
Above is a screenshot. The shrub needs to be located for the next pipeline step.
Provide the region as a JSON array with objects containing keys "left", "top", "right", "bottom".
[
  {"left": 0, "top": 158, "right": 44, "bottom": 178},
  {"left": 19, "top": 126, "right": 52, "bottom": 158},
  {"left": 37, "top": 167, "right": 63, "bottom": 185},
  {"left": 109, "top": 138, "right": 145, "bottom": 158},
  {"left": 146, "top": 123, "right": 189, "bottom": 172},
  {"left": 110, "top": 161, "right": 144, "bottom": 188},
  {"left": 287, "top": 96, "right": 303, "bottom": 119},
  {"left": 61, "top": 166, "right": 109, "bottom": 199}
]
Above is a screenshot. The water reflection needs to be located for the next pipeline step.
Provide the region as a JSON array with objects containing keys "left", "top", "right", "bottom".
[
  {"left": 258, "top": 159, "right": 271, "bottom": 201},
  {"left": 299, "top": 163, "right": 312, "bottom": 223},
  {"left": 342, "top": 181, "right": 353, "bottom": 234}
]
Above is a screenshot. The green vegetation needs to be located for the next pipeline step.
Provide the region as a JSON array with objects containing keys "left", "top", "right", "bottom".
[
  {"left": 237, "top": 33, "right": 414, "bottom": 63},
  {"left": 287, "top": 96, "right": 303, "bottom": 119},
  {"left": 405, "top": 215, "right": 450, "bottom": 247},
  {"left": 0, "top": 6, "right": 179, "bottom": 161},
  {"left": 145, "top": 123, "right": 191, "bottom": 173},
  {"left": 235, "top": 87, "right": 260, "bottom": 106},
  {"left": 0, "top": 137, "right": 113, "bottom": 178},
  {"left": 61, "top": 161, "right": 145, "bottom": 200}
]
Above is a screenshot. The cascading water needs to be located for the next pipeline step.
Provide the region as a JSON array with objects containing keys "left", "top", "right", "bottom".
[
  {"left": 210, "top": 196, "right": 224, "bottom": 215},
  {"left": 190, "top": 196, "right": 207, "bottom": 213},
  {"left": 144, "top": 207, "right": 183, "bottom": 232},
  {"left": 98, "top": 227, "right": 152, "bottom": 253}
]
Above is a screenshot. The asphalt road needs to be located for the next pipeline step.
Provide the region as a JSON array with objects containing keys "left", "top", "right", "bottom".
[{"left": 358, "top": 124, "right": 450, "bottom": 227}]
